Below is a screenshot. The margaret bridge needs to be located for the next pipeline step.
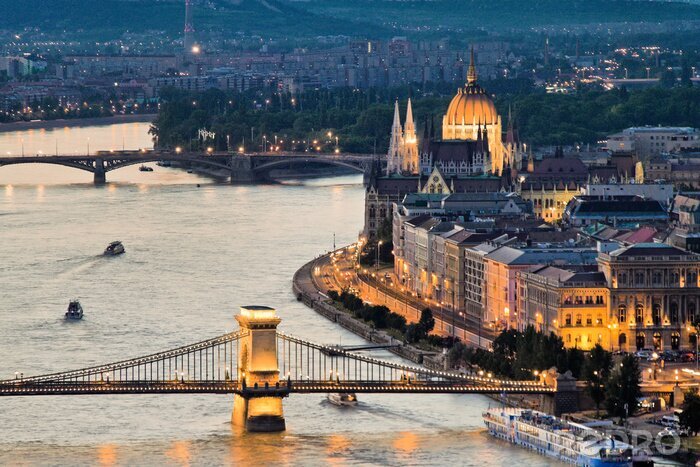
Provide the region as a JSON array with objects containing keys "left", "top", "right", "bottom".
[
  {"left": 0, "top": 150, "right": 382, "bottom": 184},
  {"left": 0, "top": 306, "right": 560, "bottom": 432}
]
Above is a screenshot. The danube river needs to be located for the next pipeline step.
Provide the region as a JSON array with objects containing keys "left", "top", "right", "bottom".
[{"left": 0, "top": 122, "right": 558, "bottom": 465}]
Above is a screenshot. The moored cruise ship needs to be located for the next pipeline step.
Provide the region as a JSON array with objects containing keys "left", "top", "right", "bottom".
[{"left": 483, "top": 408, "right": 649, "bottom": 466}]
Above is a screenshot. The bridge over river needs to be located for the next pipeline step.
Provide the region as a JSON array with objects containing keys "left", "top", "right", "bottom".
[
  {"left": 0, "top": 150, "right": 382, "bottom": 184},
  {"left": 0, "top": 306, "right": 560, "bottom": 432}
]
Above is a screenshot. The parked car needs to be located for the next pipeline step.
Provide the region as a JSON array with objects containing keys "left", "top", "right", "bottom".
[
  {"left": 680, "top": 351, "right": 696, "bottom": 363},
  {"left": 635, "top": 349, "right": 653, "bottom": 360}
]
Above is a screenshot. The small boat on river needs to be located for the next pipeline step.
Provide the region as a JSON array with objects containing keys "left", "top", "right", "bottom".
[
  {"left": 327, "top": 392, "right": 358, "bottom": 407},
  {"left": 104, "top": 241, "right": 125, "bottom": 256},
  {"left": 65, "top": 300, "right": 83, "bottom": 320}
]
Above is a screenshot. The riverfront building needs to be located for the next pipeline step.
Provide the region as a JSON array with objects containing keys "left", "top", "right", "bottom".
[
  {"left": 363, "top": 48, "right": 525, "bottom": 239},
  {"left": 517, "top": 243, "right": 700, "bottom": 351}
]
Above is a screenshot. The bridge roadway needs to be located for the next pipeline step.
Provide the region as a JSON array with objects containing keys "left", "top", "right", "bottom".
[
  {"left": 0, "top": 379, "right": 553, "bottom": 397},
  {"left": 0, "top": 150, "right": 382, "bottom": 184}
]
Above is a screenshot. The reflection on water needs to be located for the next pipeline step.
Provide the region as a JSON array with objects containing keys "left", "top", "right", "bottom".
[
  {"left": 165, "top": 440, "right": 192, "bottom": 466},
  {"left": 96, "top": 444, "right": 117, "bottom": 466},
  {"left": 0, "top": 122, "right": 153, "bottom": 156},
  {"left": 0, "top": 123, "right": 562, "bottom": 466}
]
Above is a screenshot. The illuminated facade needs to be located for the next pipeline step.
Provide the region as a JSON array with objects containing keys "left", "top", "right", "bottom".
[
  {"left": 598, "top": 243, "right": 700, "bottom": 352},
  {"left": 517, "top": 243, "right": 700, "bottom": 352}
]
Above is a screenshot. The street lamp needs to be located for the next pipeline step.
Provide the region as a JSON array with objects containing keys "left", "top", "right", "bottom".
[{"left": 376, "top": 240, "right": 383, "bottom": 272}]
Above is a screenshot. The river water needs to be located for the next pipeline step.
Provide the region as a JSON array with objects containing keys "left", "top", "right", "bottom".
[{"left": 0, "top": 123, "right": 558, "bottom": 465}]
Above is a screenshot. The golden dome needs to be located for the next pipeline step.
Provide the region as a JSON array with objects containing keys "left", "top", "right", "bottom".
[{"left": 444, "top": 85, "right": 498, "bottom": 126}]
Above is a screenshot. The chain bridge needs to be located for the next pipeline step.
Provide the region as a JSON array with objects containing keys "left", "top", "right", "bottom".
[
  {"left": 0, "top": 151, "right": 382, "bottom": 184},
  {"left": 0, "top": 306, "right": 554, "bottom": 432}
]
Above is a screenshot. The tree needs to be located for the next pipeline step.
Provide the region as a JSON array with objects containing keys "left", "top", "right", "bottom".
[
  {"left": 419, "top": 308, "right": 435, "bottom": 335},
  {"left": 605, "top": 354, "right": 642, "bottom": 421},
  {"left": 660, "top": 68, "right": 677, "bottom": 89},
  {"left": 584, "top": 344, "right": 613, "bottom": 416},
  {"left": 679, "top": 389, "right": 700, "bottom": 435}
]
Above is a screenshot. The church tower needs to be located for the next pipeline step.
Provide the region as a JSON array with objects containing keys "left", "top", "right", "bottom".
[
  {"left": 386, "top": 100, "right": 403, "bottom": 175},
  {"left": 401, "top": 98, "right": 419, "bottom": 174}
]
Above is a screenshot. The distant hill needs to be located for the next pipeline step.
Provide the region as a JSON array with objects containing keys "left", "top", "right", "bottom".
[
  {"left": 1, "top": 0, "right": 699, "bottom": 40},
  {"left": 306, "top": 0, "right": 700, "bottom": 33},
  {"left": 0, "top": 0, "right": 386, "bottom": 39}
]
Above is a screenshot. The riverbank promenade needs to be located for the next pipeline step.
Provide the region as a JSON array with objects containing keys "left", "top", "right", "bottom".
[{"left": 297, "top": 245, "right": 495, "bottom": 349}]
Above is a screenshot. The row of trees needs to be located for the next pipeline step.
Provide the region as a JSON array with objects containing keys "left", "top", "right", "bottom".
[
  {"left": 327, "top": 290, "right": 442, "bottom": 345},
  {"left": 448, "top": 326, "right": 586, "bottom": 379},
  {"left": 448, "top": 327, "right": 647, "bottom": 420},
  {"left": 151, "top": 82, "right": 700, "bottom": 153}
]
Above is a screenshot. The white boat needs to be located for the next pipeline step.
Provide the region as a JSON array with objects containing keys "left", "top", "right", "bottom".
[
  {"left": 104, "top": 241, "right": 125, "bottom": 256},
  {"left": 65, "top": 300, "right": 83, "bottom": 320},
  {"left": 327, "top": 392, "right": 358, "bottom": 407},
  {"left": 483, "top": 408, "right": 649, "bottom": 466}
]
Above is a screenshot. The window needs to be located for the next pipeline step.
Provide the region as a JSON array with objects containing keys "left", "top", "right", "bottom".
[
  {"left": 618, "top": 304, "right": 627, "bottom": 323},
  {"left": 635, "top": 272, "right": 644, "bottom": 286},
  {"left": 575, "top": 314, "right": 582, "bottom": 326},
  {"left": 619, "top": 273, "right": 627, "bottom": 286},
  {"left": 596, "top": 314, "right": 603, "bottom": 325},
  {"left": 688, "top": 271, "right": 697, "bottom": 287},
  {"left": 635, "top": 304, "right": 644, "bottom": 324},
  {"left": 671, "top": 273, "right": 680, "bottom": 286},
  {"left": 652, "top": 304, "right": 661, "bottom": 326},
  {"left": 565, "top": 314, "right": 572, "bottom": 326},
  {"left": 619, "top": 333, "right": 627, "bottom": 346},
  {"left": 586, "top": 314, "right": 592, "bottom": 326},
  {"left": 596, "top": 295, "right": 604, "bottom": 305},
  {"left": 636, "top": 332, "right": 645, "bottom": 350},
  {"left": 653, "top": 332, "right": 662, "bottom": 350},
  {"left": 689, "top": 303, "right": 696, "bottom": 324},
  {"left": 671, "top": 332, "right": 680, "bottom": 351},
  {"left": 670, "top": 303, "right": 678, "bottom": 324},
  {"left": 585, "top": 296, "right": 593, "bottom": 305},
  {"left": 652, "top": 271, "right": 662, "bottom": 285}
]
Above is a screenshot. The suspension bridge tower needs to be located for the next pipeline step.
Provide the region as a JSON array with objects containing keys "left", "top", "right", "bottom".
[{"left": 233, "top": 306, "right": 286, "bottom": 432}]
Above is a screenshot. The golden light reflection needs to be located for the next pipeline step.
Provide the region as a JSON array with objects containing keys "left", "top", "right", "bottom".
[
  {"left": 96, "top": 444, "right": 117, "bottom": 466},
  {"left": 36, "top": 184, "right": 45, "bottom": 201},
  {"left": 5, "top": 184, "right": 13, "bottom": 197},
  {"left": 393, "top": 431, "right": 418, "bottom": 454},
  {"left": 327, "top": 434, "right": 350, "bottom": 454},
  {"left": 326, "top": 434, "right": 351, "bottom": 465},
  {"left": 165, "top": 440, "right": 192, "bottom": 466}
]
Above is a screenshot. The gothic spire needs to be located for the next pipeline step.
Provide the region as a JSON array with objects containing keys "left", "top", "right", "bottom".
[
  {"left": 467, "top": 45, "right": 477, "bottom": 86},
  {"left": 405, "top": 98, "right": 415, "bottom": 132},
  {"left": 392, "top": 99, "right": 401, "bottom": 129}
]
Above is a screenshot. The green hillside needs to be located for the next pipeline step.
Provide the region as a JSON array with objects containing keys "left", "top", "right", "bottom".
[{"left": 1, "top": 0, "right": 699, "bottom": 40}]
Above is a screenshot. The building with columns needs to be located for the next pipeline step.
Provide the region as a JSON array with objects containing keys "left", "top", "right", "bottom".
[{"left": 517, "top": 243, "right": 700, "bottom": 352}]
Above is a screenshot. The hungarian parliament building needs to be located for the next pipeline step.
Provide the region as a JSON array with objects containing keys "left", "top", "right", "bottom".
[{"left": 365, "top": 50, "right": 526, "bottom": 238}]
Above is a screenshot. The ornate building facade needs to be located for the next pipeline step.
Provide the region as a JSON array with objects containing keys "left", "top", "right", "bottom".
[
  {"left": 517, "top": 243, "right": 700, "bottom": 352},
  {"left": 364, "top": 46, "right": 524, "bottom": 238}
]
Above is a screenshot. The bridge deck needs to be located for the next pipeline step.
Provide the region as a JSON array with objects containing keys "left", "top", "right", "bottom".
[{"left": 0, "top": 380, "right": 554, "bottom": 396}]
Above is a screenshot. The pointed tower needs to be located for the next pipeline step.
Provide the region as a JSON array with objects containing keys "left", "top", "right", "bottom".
[
  {"left": 401, "top": 98, "right": 419, "bottom": 175},
  {"left": 467, "top": 46, "right": 477, "bottom": 86},
  {"left": 386, "top": 99, "right": 403, "bottom": 175}
]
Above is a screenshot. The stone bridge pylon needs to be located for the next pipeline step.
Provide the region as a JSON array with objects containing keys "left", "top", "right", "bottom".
[{"left": 233, "top": 306, "right": 287, "bottom": 432}]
